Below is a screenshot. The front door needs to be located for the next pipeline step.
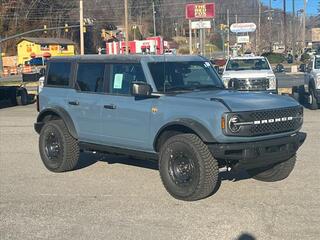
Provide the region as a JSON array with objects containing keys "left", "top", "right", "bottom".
[{"left": 100, "top": 62, "right": 153, "bottom": 151}]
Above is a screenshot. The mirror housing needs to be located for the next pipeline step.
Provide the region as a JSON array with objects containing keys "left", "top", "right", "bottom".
[
  {"left": 39, "top": 68, "right": 46, "bottom": 77},
  {"left": 218, "top": 68, "right": 224, "bottom": 75},
  {"left": 131, "top": 82, "right": 152, "bottom": 97}
]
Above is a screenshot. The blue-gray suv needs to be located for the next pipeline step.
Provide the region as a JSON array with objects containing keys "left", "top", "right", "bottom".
[{"left": 35, "top": 55, "right": 306, "bottom": 201}]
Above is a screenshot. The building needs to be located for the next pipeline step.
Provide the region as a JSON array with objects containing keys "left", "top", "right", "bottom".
[
  {"left": 306, "top": 28, "right": 320, "bottom": 48},
  {"left": 17, "top": 37, "right": 76, "bottom": 65}
]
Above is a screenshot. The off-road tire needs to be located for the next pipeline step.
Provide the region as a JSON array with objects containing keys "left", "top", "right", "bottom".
[
  {"left": 247, "top": 154, "right": 296, "bottom": 182},
  {"left": 308, "top": 88, "right": 318, "bottom": 110},
  {"left": 39, "top": 120, "right": 79, "bottom": 172},
  {"left": 159, "top": 133, "right": 219, "bottom": 201}
]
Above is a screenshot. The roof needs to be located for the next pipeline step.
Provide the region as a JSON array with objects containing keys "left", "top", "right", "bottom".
[
  {"left": 48, "top": 54, "right": 207, "bottom": 62},
  {"left": 18, "top": 37, "right": 76, "bottom": 45}
]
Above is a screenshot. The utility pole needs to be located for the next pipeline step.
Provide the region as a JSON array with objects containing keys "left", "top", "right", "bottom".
[
  {"left": 227, "top": 9, "right": 230, "bottom": 57},
  {"left": 79, "top": 0, "right": 84, "bottom": 55},
  {"left": 292, "top": 0, "right": 296, "bottom": 58},
  {"left": 302, "top": 0, "right": 307, "bottom": 50},
  {"left": 257, "top": 0, "right": 261, "bottom": 54},
  {"left": 0, "top": 37, "right": 3, "bottom": 76},
  {"left": 125, "top": 0, "right": 129, "bottom": 54},
  {"left": 284, "top": 0, "right": 287, "bottom": 52},
  {"left": 152, "top": 1, "right": 156, "bottom": 36},
  {"left": 269, "top": 0, "right": 272, "bottom": 52}
]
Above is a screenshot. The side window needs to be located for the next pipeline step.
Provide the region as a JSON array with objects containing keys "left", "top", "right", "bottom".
[
  {"left": 47, "top": 62, "right": 71, "bottom": 86},
  {"left": 109, "top": 63, "right": 146, "bottom": 95},
  {"left": 76, "top": 63, "right": 105, "bottom": 93}
]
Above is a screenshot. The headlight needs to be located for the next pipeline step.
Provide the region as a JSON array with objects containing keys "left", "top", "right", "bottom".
[
  {"left": 268, "top": 76, "right": 276, "bottom": 90},
  {"left": 316, "top": 75, "right": 320, "bottom": 89},
  {"left": 228, "top": 115, "right": 241, "bottom": 133},
  {"left": 222, "top": 77, "right": 230, "bottom": 88}
]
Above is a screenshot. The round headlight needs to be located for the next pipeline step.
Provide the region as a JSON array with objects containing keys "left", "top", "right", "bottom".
[{"left": 228, "top": 115, "right": 241, "bottom": 133}]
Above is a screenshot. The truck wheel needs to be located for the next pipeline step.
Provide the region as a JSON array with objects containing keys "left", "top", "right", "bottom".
[
  {"left": 308, "top": 89, "right": 318, "bottom": 110},
  {"left": 159, "top": 133, "right": 219, "bottom": 201},
  {"left": 16, "top": 88, "right": 28, "bottom": 106},
  {"left": 247, "top": 155, "right": 296, "bottom": 182},
  {"left": 39, "top": 120, "right": 79, "bottom": 172}
]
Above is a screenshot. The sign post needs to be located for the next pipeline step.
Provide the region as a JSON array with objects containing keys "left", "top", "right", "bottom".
[{"left": 185, "top": 3, "right": 215, "bottom": 56}]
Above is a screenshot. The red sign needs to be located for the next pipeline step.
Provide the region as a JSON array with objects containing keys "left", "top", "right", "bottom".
[{"left": 186, "top": 3, "right": 215, "bottom": 19}]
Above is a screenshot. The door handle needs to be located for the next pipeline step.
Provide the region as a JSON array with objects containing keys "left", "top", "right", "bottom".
[
  {"left": 68, "top": 101, "right": 79, "bottom": 106},
  {"left": 104, "top": 104, "right": 117, "bottom": 109}
]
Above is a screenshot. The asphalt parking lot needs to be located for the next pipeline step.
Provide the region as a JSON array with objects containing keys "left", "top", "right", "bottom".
[{"left": 0, "top": 104, "right": 319, "bottom": 240}]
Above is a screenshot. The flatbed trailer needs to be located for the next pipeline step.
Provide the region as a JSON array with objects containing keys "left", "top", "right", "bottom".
[{"left": 0, "top": 74, "right": 39, "bottom": 106}]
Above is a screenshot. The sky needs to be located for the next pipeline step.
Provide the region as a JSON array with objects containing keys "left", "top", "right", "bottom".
[{"left": 261, "top": 0, "right": 319, "bottom": 16}]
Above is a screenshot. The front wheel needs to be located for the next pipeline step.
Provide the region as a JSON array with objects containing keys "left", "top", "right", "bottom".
[
  {"left": 247, "top": 155, "right": 296, "bottom": 182},
  {"left": 159, "top": 134, "right": 219, "bottom": 201},
  {"left": 39, "top": 120, "right": 79, "bottom": 172},
  {"left": 308, "top": 89, "right": 319, "bottom": 110}
]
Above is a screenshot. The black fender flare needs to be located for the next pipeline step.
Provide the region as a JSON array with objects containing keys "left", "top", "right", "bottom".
[
  {"left": 36, "top": 107, "right": 78, "bottom": 139},
  {"left": 153, "top": 118, "right": 216, "bottom": 150}
]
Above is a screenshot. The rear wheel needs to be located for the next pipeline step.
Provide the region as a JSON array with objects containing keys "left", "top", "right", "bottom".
[
  {"left": 16, "top": 88, "right": 28, "bottom": 106},
  {"left": 159, "top": 134, "right": 219, "bottom": 201},
  {"left": 39, "top": 120, "right": 79, "bottom": 172},
  {"left": 247, "top": 155, "right": 296, "bottom": 182}
]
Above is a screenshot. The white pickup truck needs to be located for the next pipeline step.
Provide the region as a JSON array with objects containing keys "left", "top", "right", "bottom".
[
  {"left": 304, "top": 55, "right": 320, "bottom": 110},
  {"left": 221, "top": 56, "right": 277, "bottom": 93}
]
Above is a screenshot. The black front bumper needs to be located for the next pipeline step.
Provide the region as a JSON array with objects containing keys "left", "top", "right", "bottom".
[{"left": 209, "top": 132, "right": 306, "bottom": 170}]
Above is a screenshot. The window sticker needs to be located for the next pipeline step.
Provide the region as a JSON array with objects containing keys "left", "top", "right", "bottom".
[
  {"left": 204, "top": 62, "right": 211, "bottom": 67},
  {"left": 113, "top": 74, "right": 123, "bottom": 89}
]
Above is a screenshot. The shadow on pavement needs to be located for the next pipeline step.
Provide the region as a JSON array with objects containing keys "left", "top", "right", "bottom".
[{"left": 236, "top": 233, "right": 256, "bottom": 240}]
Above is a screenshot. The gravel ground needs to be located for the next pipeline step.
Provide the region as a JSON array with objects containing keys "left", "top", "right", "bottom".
[{"left": 0, "top": 104, "right": 319, "bottom": 240}]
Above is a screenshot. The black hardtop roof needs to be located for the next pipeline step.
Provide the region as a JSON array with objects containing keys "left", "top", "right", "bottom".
[{"left": 48, "top": 54, "right": 207, "bottom": 63}]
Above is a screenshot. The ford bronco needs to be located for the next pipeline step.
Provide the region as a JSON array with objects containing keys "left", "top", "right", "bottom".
[{"left": 35, "top": 55, "right": 306, "bottom": 201}]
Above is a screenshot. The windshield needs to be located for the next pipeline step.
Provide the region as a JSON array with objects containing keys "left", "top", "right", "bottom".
[
  {"left": 148, "top": 61, "right": 224, "bottom": 93},
  {"left": 315, "top": 57, "right": 320, "bottom": 69},
  {"left": 226, "top": 58, "right": 271, "bottom": 71}
]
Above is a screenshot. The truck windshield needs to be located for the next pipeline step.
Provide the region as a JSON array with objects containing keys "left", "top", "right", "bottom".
[
  {"left": 226, "top": 58, "right": 270, "bottom": 71},
  {"left": 148, "top": 61, "right": 224, "bottom": 93},
  {"left": 315, "top": 57, "right": 320, "bottom": 69}
]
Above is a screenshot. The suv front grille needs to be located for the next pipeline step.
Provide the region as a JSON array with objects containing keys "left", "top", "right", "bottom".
[
  {"left": 229, "top": 78, "right": 269, "bottom": 91},
  {"left": 248, "top": 107, "right": 303, "bottom": 136},
  {"left": 224, "top": 106, "right": 303, "bottom": 137}
]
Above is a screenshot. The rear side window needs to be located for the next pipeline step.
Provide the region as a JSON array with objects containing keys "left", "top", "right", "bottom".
[
  {"left": 76, "top": 63, "right": 105, "bottom": 92},
  {"left": 47, "top": 62, "right": 71, "bottom": 86}
]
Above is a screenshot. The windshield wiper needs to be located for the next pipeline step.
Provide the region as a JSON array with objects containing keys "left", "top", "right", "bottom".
[
  {"left": 164, "top": 86, "right": 194, "bottom": 92},
  {"left": 193, "top": 85, "right": 224, "bottom": 90}
]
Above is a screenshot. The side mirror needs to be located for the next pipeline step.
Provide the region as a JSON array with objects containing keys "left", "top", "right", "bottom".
[
  {"left": 131, "top": 82, "right": 152, "bottom": 97},
  {"left": 218, "top": 68, "right": 224, "bottom": 75},
  {"left": 39, "top": 68, "right": 46, "bottom": 77}
]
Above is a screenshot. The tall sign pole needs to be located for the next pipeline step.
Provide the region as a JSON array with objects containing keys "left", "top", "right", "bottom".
[
  {"left": 125, "top": 0, "right": 129, "bottom": 54},
  {"left": 292, "top": 0, "right": 296, "bottom": 57},
  {"left": 227, "top": 9, "right": 230, "bottom": 57},
  {"left": 152, "top": 1, "right": 156, "bottom": 36},
  {"left": 80, "top": 0, "right": 84, "bottom": 55},
  {"left": 284, "top": 0, "right": 287, "bottom": 52},
  {"left": 189, "top": 20, "right": 192, "bottom": 54},
  {"left": 302, "top": 0, "right": 307, "bottom": 49}
]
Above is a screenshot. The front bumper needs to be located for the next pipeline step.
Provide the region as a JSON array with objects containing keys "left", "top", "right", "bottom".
[{"left": 208, "top": 132, "right": 306, "bottom": 170}]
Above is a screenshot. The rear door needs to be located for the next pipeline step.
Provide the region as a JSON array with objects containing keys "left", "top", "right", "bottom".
[
  {"left": 67, "top": 62, "right": 106, "bottom": 142},
  {"left": 100, "top": 62, "right": 154, "bottom": 151}
]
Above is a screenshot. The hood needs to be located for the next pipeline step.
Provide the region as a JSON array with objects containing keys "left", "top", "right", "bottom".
[
  {"left": 222, "top": 70, "right": 275, "bottom": 79},
  {"left": 174, "top": 90, "right": 299, "bottom": 112}
]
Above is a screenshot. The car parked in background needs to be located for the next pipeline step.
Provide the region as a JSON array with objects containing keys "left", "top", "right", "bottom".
[
  {"left": 304, "top": 55, "right": 320, "bottom": 110},
  {"left": 221, "top": 55, "right": 277, "bottom": 93}
]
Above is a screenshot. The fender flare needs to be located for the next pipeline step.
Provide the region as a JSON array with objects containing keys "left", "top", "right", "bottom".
[
  {"left": 153, "top": 118, "right": 216, "bottom": 150},
  {"left": 36, "top": 107, "right": 78, "bottom": 139}
]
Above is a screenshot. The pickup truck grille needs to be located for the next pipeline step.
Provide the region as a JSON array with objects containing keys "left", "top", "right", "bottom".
[
  {"left": 248, "top": 106, "right": 303, "bottom": 136},
  {"left": 229, "top": 78, "right": 269, "bottom": 91}
]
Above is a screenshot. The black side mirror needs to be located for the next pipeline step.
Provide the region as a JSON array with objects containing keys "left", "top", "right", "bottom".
[
  {"left": 131, "top": 82, "right": 152, "bottom": 97},
  {"left": 218, "top": 68, "right": 224, "bottom": 75},
  {"left": 39, "top": 68, "right": 46, "bottom": 77}
]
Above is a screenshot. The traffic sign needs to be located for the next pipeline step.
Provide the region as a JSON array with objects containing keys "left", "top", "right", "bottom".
[{"left": 237, "top": 36, "right": 250, "bottom": 43}]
